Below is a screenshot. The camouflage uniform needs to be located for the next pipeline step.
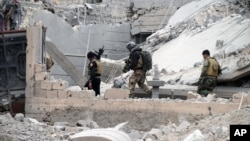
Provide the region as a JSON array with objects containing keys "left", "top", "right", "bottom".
[
  {"left": 197, "top": 57, "right": 219, "bottom": 96},
  {"left": 124, "top": 47, "right": 150, "bottom": 97}
]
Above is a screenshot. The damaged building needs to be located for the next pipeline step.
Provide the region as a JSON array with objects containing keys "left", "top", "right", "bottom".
[{"left": 0, "top": 0, "right": 250, "bottom": 141}]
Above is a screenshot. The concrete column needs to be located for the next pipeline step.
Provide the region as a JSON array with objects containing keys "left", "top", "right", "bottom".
[{"left": 25, "top": 24, "right": 44, "bottom": 98}]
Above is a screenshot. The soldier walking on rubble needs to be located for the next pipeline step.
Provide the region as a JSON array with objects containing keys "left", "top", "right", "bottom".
[
  {"left": 197, "top": 50, "right": 222, "bottom": 96},
  {"left": 123, "top": 41, "right": 151, "bottom": 98},
  {"left": 85, "top": 47, "right": 104, "bottom": 96}
]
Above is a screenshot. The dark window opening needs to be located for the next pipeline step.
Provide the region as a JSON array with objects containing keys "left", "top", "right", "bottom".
[{"left": 134, "top": 33, "right": 152, "bottom": 44}]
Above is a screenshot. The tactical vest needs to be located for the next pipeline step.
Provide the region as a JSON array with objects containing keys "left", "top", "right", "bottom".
[
  {"left": 88, "top": 59, "right": 103, "bottom": 76},
  {"left": 206, "top": 58, "right": 219, "bottom": 77}
]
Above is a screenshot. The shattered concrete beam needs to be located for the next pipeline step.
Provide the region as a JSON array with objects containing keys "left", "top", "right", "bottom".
[
  {"left": 218, "top": 66, "right": 250, "bottom": 82},
  {"left": 46, "top": 40, "right": 87, "bottom": 87}
]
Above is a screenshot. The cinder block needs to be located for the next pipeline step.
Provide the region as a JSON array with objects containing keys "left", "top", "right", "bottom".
[
  {"left": 232, "top": 93, "right": 250, "bottom": 105},
  {"left": 147, "top": 80, "right": 165, "bottom": 86},
  {"left": 34, "top": 88, "right": 47, "bottom": 98},
  {"left": 67, "top": 90, "right": 95, "bottom": 99},
  {"left": 104, "top": 88, "right": 129, "bottom": 99},
  {"left": 58, "top": 90, "right": 68, "bottom": 98},
  {"left": 79, "top": 90, "right": 95, "bottom": 99},
  {"left": 34, "top": 64, "right": 46, "bottom": 73},
  {"left": 52, "top": 80, "right": 69, "bottom": 90},
  {"left": 41, "top": 80, "right": 53, "bottom": 90},
  {"left": 47, "top": 90, "right": 58, "bottom": 99},
  {"left": 35, "top": 72, "right": 50, "bottom": 81},
  {"left": 67, "top": 91, "right": 81, "bottom": 99},
  {"left": 34, "top": 81, "right": 42, "bottom": 89}
]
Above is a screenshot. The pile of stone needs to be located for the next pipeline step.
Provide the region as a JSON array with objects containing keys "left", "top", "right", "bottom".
[{"left": 146, "top": 0, "right": 248, "bottom": 48}]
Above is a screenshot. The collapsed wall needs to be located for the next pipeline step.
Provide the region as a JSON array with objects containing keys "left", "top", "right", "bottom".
[{"left": 25, "top": 25, "right": 250, "bottom": 133}]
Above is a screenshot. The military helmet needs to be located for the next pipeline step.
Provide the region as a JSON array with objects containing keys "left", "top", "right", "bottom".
[
  {"left": 87, "top": 51, "right": 97, "bottom": 59},
  {"left": 126, "top": 41, "right": 136, "bottom": 50}
]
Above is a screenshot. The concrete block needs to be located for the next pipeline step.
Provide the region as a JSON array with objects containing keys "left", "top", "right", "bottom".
[
  {"left": 57, "top": 90, "right": 68, "bottom": 98},
  {"left": 232, "top": 93, "right": 250, "bottom": 105},
  {"left": 67, "top": 90, "right": 95, "bottom": 99},
  {"left": 79, "top": 90, "right": 95, "bottom": 99},
  {"left": 41, "top": 80, "right": 53, "bottom": 90},
  {"left": 52, "top": 80, "right": 69, "bottom": 90},
  {"left": 34, "top": 64, "right": 46, "bottom": 73},
  {"left": 34, "top": 88, "right": 47, "bottom": 98},
  {"left": 34, "top": 81, "right": 42, "bottom": 89},
  {"left": 67, "top": 91, "right": 81, "bottom": 99},
  {"left": 147, "top": 81, "right": 165, "bottom": 86},
  {"left": 35, "top": 72, "right": 50, "bottom": 81},
  {"left": 47, "top": 90, "right": 58, "bottom": 99},
  {"left": 104, "top": 88, "right": 129, "bottom": 99}
]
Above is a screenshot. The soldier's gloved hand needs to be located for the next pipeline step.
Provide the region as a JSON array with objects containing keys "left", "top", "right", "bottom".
[
  {"left": 98, "top": 47, "right": 104, "bottom": 55},
  {"left": 123, "top": 66, "right": 129, "bottom": 73}
]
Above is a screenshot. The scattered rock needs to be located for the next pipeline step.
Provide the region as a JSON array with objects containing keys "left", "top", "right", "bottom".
[
  {"left": 76, "top": 120, "right": 99, "bottom": 129},
  {"left": 15, "top": 113, "right": 25, "bottom": 122},
  {"left": 183, "top": 130, "right": 206, "bottom": 141},
  {"left": 149, "top": 128, "right": 163, "bottom": 139},
  {"left": 54, "top": 126, "right": 66, "bottom": 131},
  {"left": 176, "top": 121, "right": 190, "bottom": 132}
]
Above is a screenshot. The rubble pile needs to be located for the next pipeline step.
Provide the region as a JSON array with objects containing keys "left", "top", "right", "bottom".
[
  {"left": 142, "top": 0, "right": 250, "bottom": 86},
  {"left": 1, "top": 107, "right": 250, "bottom": 141}
]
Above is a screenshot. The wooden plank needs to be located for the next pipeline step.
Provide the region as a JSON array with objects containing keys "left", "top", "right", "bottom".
[{"left": 46, "top": 40, "right": 87, "bottom": 88}]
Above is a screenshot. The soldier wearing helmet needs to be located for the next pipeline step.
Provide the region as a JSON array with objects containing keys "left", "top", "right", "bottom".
[
  {"left": 85, "top": 47, "right": 104, "bottom": 96},
  {"left": 123, "top": 41, "right": 150, "bottom": 98}
]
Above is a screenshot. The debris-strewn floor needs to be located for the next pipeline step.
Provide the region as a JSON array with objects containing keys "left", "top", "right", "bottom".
[{"left": 0, "top": 107, "right": 249, "bottom": 141}]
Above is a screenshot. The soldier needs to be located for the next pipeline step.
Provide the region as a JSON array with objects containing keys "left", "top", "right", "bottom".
[
  {"left": 85, "top": 48, "right": 104, "bottom": 96},
  {"left": 197, "top": 50, "right": 221, "bottom": 96},
  {"left": 123, "top": 41, "right": 151, "bottom": 98}
]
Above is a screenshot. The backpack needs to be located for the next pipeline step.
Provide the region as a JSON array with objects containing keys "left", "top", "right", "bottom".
[{"left": 140, "top": 51, "right": 152, "bottom": 72}]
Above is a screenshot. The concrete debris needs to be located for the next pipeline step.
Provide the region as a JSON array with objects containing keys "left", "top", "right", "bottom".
[
  {"left": 54, "top": 122, "right": 69, "bottom": 127},
  {"left": 0, "top": 107, "right": 250, "bottom": 140},
  {"left": 183, "top": 130, "right": 206, "bottom": 141},
  {"left": 14, "top": 113, "right": 25, "bottom": 122},
  {"left": 54, "top": 126, "right": 66, "bottom": 131},
  {"left": 176, "top": 121, "right": 191, "bottom": 132},
  {"left": 148, "top": 128, "right": 163, "bottom": 139},
  {"left": 76, "top": 120, "right": 99, "bottom": 129}
]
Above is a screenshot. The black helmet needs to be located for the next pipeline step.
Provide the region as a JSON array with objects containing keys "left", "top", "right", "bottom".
[
  {"left": 87, "top": 51, "right": 97, "bottom": 59},
  {"left": 126, "top": 41, "right": 136, "bottom": 50}
]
